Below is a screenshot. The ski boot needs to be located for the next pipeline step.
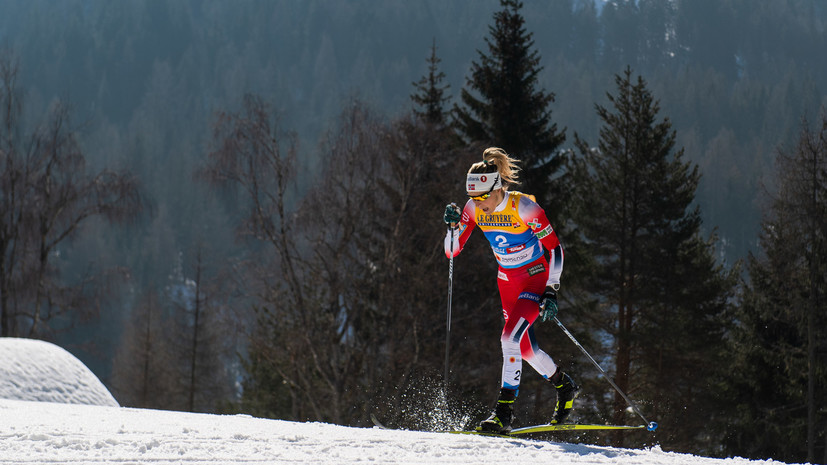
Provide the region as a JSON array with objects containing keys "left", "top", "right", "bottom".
[
  {"left": 476, "top": 388, "right": 517, "bottom": 434},
  {"left": 550, "top": 369, "right": 579, "bottom": 424}
]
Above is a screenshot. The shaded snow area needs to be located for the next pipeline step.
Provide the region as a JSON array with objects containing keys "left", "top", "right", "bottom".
[
  {"left": 0, "top": 338, "right": 800, "bottom": 464},
  {"left": 0, "top": 338, "right": 118, "bottom": 407}
]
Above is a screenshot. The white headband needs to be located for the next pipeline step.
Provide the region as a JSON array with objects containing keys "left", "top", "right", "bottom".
[{"left": 466, "top": 172, "right": 501, "bottom": 194}]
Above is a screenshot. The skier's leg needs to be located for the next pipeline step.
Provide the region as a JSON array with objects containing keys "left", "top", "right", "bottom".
[
  {"left": 477, "top": 294, "right": 534, "bottom": 434},
  {"left": 500, "top": 291, "right": 562, "bottom": 391},
  {"left": 495, "top": 267, "right": 525, "bottom": 392},
  {"left": 506, "top": 266, "right": 579, "bottom": 425},
  {"left": 477, "top": 274, "right": 523, "bottom": 433},
  {"left": 520, "top": 324, "right": 557, "bottom": 379},
  {"left": 499, "top": 307, "right": 529, "bottom": 391},
  {"left": 506, "top": 262, "right": 558, "bottom": 380}
]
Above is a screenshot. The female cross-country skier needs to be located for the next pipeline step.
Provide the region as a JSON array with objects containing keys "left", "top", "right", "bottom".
[{"left": 443, "top": 147, "right": 578, "bottom": 434}]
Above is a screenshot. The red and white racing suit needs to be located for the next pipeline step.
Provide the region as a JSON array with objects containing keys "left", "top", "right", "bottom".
[{"left": 444, "top": 191, "right": 564, "bottom": 393}]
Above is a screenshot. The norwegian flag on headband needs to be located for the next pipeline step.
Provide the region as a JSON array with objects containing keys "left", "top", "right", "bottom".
[{"left": 466, "top": 172, "right": 500, "bottom": 193}]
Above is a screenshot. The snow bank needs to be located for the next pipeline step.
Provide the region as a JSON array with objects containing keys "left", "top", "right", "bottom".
[{"left": 0, "top": 337, "right": 118, "bottom": 407}]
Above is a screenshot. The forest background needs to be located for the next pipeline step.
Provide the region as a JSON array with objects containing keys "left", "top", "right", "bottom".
[{"left": 0, "top": 1, "right": 825, "bottom": 464}]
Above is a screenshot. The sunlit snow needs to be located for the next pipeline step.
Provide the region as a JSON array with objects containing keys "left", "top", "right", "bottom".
[
  {"left": 0, "top": 338, "right": 799, "bottom": 464},
  {"left": 0, "top": 338, "right": 118, "bottom": 407}
]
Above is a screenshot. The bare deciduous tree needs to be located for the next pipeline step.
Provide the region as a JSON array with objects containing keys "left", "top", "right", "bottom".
[
  {"left": 0, "top": 49, "right": 142, "bottom": 337},
  {"left": 111, "top": 289, "right": 172, "bottom": 409},
  {"left": 205, "top": 93, "right": 478, "bottom": 426},
  {"left": 203, "top": 94, "right": 309, "bottom": 417}
]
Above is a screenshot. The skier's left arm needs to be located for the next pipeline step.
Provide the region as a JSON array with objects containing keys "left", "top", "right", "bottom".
[
  {"left": 519, "top": 197, "right": 564, "bottom": 288},
  {"left": 522, "top": 198, "right": 564, "bottom": 321}
]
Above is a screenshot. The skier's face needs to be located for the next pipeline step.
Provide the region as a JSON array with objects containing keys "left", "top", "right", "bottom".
[{"left": 469, "top": 189, "right": 503, "bottom": 214}]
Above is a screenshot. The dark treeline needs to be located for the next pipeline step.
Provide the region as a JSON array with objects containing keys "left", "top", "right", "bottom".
[{"left": 0, "top": 1, "right": 825, "bottom": 463}]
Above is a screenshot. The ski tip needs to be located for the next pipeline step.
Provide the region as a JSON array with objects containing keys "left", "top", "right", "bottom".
[
  {"left": 369, "top": 413, "right": 387, "bottom": 429},
  {"left": 647, "top": 421, "right": 658, "bottom": 431}
]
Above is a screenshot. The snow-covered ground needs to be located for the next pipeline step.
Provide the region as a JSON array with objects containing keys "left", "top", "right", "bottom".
[{"left": 0, "top": 338, "right": 801, "bottom": 464}]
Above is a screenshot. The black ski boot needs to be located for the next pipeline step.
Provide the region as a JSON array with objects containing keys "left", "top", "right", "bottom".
[
  {"left": 476, "top": 388, "right": 517, "bottom": 434},
  {"left": 550, "top": 369, "right": 579, "bottom": 424}
]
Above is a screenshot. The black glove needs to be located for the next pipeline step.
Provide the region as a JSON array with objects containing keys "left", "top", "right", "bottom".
[
  {"left": 443, "top": 203, "right": 461, "bottom": 229},
  {"left": 539, "top": 285, "right": 559, "bottom": 322}
]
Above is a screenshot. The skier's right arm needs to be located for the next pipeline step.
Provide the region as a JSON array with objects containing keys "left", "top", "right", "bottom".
[{"left": 443, "top": 201, "right": 475, "bottom": 258}]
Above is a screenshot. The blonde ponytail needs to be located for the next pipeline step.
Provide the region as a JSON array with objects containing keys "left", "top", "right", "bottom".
[{"left": 468, "top": 147, "right": 521, "bottom": 187}]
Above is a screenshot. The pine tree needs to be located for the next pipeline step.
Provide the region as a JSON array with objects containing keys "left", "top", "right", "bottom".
[
  {"left": 411, "top": 39, "right": 451, "bottom": 128},
  {"left": 453, "top": 0, "right": 565, "bottom": 211},
  {"left": 570, "top": 68, "right": 736, "bottom": 450},
  {"left": 724, "top": 112, "right": 827, "bottom": 464}
]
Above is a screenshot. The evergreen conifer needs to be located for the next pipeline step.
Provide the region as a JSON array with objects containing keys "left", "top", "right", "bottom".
[
  {"left": 570, "top": 68, "right": 736, "bottom": 450},
  {"left": 453, "top": 0, "right": 565, "bottom": 211}
]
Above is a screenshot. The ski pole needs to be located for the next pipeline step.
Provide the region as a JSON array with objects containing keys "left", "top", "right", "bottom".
[
  {"left": 554, "top": 317, "right": 658, "bottom": 431},
  {"left": 444, "top": 227, "right": 454, "bottom": 385}
]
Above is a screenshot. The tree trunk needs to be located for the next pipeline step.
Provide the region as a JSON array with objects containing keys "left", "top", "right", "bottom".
[{"left": 613, "top": 303, "right": 632, "bottom": 446}]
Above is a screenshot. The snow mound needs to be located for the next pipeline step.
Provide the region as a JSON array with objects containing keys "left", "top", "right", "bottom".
[{"left": 0, "top": 337, "right": 118, "bottom": 407}]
